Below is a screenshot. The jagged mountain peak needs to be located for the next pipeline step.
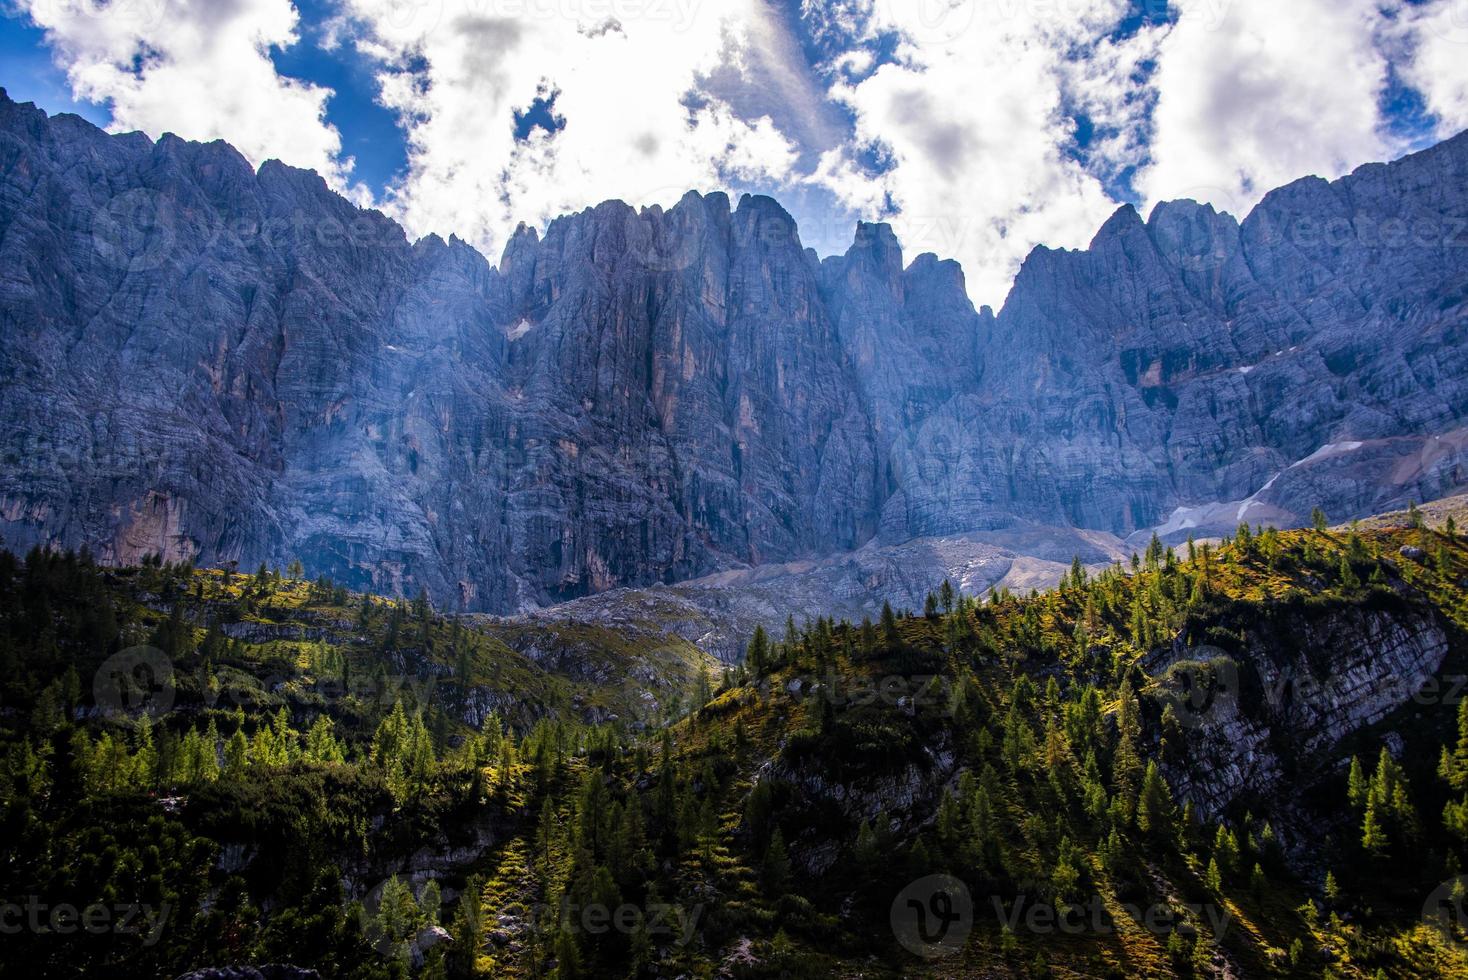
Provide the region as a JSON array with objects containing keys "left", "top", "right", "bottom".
[
  {"left": 4, "top": 85, "right": 1468, "bottom": 610},
  {"left": 1092, "top": 201, "right": 1147, "bottom": 243}
]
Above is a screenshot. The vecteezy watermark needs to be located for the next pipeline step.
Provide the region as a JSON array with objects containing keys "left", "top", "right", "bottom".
[
  {"left": 881, "top": 0, "right": 977, "bottom": 45},
  {"left": 992, "top": 895, "right": 1231, "bottom": 940},
  {"left": 200, "top": 663, "right": 444, "bottom": 712},
  {"left": 1264, "top": 672, "right": 1466, "bottom": 715},
  {"left": 88, "top": 197, "right": 416, "bottom": 275},
  {"left": 26, "top": 0, "right": 170, "bottom": 28},
  {"left": 90, "top": 648, "right": 448, "bottom": 720},
  {"left": 357, "top": 876, "right": 444, "bottom": 961},
  {"left": 890, "top": 875, "right": 973, "bottom": 960},
  {"left": 554, "top": 899, "right": 704, "bottom": 945},
  {"left": 482, "top": 0, "right": 704, "bottom": 31},
  {"left": 93, "top": 645, "right": 175, "bottom": 718},
  {"left": 1422, "top": 0, "right": 1468, "bottom": 45},
  {"left": 758, "top": 671, "right": 957, "bottom": 715},
  {"left": 90, "top": 188, "right": 177, "bottom": 274},
  {"left": 0, "top": 897, "right": 170, "bottom": 947},
  {"left": 878, "top": 0, "right": 1233, "bottom": 44},
  {"left": 1155, "top": 651, "right": 1239, "bottom": 730},
  {"left": 1423, "top": 876, "right": 1468, "bottom": 947}
]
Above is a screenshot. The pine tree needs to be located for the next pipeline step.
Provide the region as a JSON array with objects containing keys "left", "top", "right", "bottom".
[
  {"left": 1136, "top": 762, "right": 1174, "bottom": 837},
  {"left": 935, "top": 790, "right": 962, "bottom": 860},
  {"left": 1068, "top": 555, "right": 1087, "bottom": 590},
  {"left": 1213, "top": 825, "right": 1240, "bottom": 879},
  {"left": 448, "top": 876, "right": 485, "bottom": 976},
  {"left": 880, "top": 601, "right": 900, "bottom": 648},
  {"left": 762, "top": 829, "right": 790, "bottom": 895},
  {"left": 1112, "top": 680, "right": 1144, "bottom": 813},
  {"left": 1348, "top": 756, "right": 1368, "bottom": 807},
  {"left": 1362, "top": 797, "right": 1389, "bottom": 857},
  {"left": 305, "top": 715, "right": 344, "bottom": 764},
  {"left": 224, "top": 725, "right": 249, "bottom": 777},
  {"left": 1192, "top": 932, "right": 1214, "bottom": 977},
  {"left": 554, "top": 926, "right": 582, "bottom": 980},
  {"left": 745, "top": 626, "right": 769, "bottom": 679}
]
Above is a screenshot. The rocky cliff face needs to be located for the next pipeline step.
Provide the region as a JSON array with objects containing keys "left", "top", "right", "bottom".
[
  {"left": 3, "top": 87, "right": 1467, "bottom": 611},
  {"left": 963, "top": 142, "right": 1468, "bottom": 543},
  {"left": 1151, "top": 600, "right": 1450, "bottom": 822},
  {"left": 0, "top": 93, "right": 886, "bottom": 610}
]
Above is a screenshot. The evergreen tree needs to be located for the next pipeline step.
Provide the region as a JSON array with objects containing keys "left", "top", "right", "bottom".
[
  {"left": 1137, "top": 762, "right": 1174, "bottom": 837},
  {"left": 1112, "top": 679, "right": 1144, "bottom": 813},
  {"left": 762, "top": 829, "right": 790, "bottom": 895},
  {"left": 746, "top": 625, "right": 769, "bottom": 679}
]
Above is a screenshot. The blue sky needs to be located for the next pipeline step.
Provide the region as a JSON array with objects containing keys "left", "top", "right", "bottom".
[
  {"left": 0, "top": 11, "right": 105, "bottom": 125},
  {"left": 3, "top": 0, "right": 1461, "bottom": 306}
]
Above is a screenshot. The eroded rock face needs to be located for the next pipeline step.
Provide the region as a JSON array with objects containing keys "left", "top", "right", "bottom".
[
  {"left": 1152, "top": 602, "right": 1450, "bottom": 823},
  {"left": 4, "top": 87, "right": 1468, "bottom": 611},
  {"left": 0, "top": 95, "right": 885, "bottom": 610},
  {"left": 964, "top": 139, "right": 1468, "bottom": 542}
]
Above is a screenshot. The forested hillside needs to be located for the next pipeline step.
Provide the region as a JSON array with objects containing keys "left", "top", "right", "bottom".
[{"left": 5, "top": 510, "right": 1468, "bottom": 977}]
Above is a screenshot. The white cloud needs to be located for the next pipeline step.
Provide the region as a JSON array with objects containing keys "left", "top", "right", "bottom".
[
  {"left": 807, "top": 0, "right": 1146, "bottom": 306},
  {"left": 345, "top": 0, "right": 803, "bottom": 263},
  {"left": 20, "top": 0, "right": 1458, "bottom": 313},
  {"left": 1137, "top": 0, "right": 1393, "bottom": 217},
  {"left": 19, "top": 0, "right": 363, "bottom": 196},
  {"left": 1393, "top": 0, "right": 1468, "bottom": 137}
]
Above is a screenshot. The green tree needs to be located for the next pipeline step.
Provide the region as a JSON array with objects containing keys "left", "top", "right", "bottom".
[
  {"left": 1136, "top": 762, "right": 1174, "bottom": 837},
  {"left": 746, "top": 625, "right": 769, "bottom": 679},
  {"left": 762, "top": 829, "right": 791, "bottom": 896}
]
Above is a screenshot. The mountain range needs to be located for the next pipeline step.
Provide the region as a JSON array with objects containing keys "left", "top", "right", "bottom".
[{"left": 4, "top": 86, "right": 1467, "bottom": 614}]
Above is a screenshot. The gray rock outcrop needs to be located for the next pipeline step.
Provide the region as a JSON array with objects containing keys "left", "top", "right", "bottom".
[{"left": 4, "top": 87, "right": 1467, "bottom": 611}]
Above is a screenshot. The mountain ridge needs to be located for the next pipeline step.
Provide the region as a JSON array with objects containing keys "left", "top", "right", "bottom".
[
  {"left": 10, "top": 82, "right": 1464, "bottom": 311},
  {"left": 4, "top": 85, "right": 1468, "bottom": 612}
]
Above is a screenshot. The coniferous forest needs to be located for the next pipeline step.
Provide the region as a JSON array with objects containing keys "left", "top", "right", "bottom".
[{"left": 7, "top": 507, "right": 1468, "bottom": 977}]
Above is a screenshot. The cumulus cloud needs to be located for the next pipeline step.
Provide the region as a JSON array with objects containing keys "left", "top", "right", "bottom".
[
  {"left": 1137, "top": 0, "right": 1393, "bottom": 218},
  {"left": 1392, "top": 0, "right": 1468, "bottom": 137},
  {"left": 344, "top": 0, "right": 804, "bottom": 263},
  {"left": 19, "top": 0, "right": 363, "bottom": 196},
  {"left": 17, "top": 0, "right": 1462, "bottom": 310},
  {"left": 806, "top": 0, "right": 1150, "bottom": 306}
]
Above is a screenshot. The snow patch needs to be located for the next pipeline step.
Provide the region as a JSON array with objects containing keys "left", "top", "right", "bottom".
[
  {"left": 1153, "top": 494, "right": 1276, "bottom": 538},
  {"left": 1155, "top": 499, "right": 1262, "bottom": 535},
  {"left": 1235, "top": 498, "right": 1269, "bottom": 522},
  {"left": 1298, "top": 441, "right": 1364, "bottom": 466},
  {"left": 506, "top": 318, "right": 534, "bottom": 341},
  {"left": 1155, "top": 505, "right": 1211, "bottom": 536}
]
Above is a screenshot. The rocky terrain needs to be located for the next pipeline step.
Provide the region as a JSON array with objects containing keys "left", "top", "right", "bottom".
[
  {"left": 497, "top": 524, "right": 1129, "bottom": 662},
  {"left": 3, "top": 87, "right": 1467, "bottom": 613}
]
